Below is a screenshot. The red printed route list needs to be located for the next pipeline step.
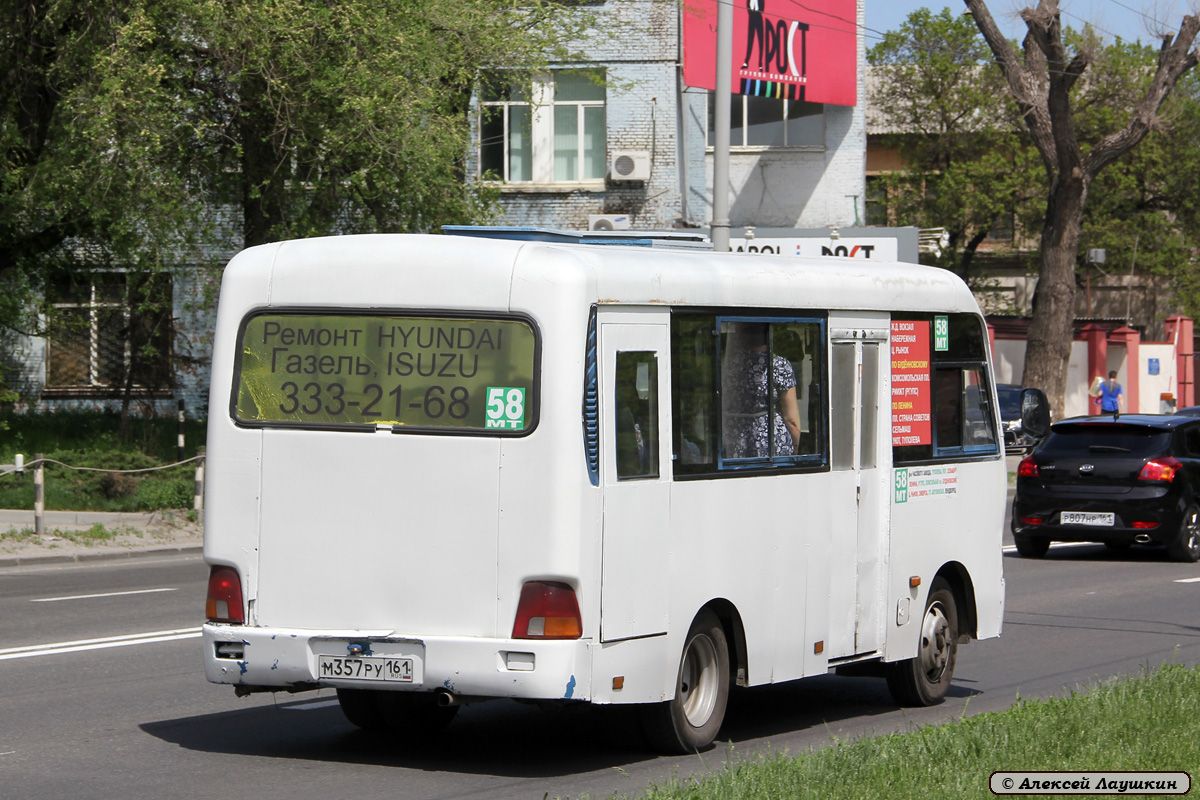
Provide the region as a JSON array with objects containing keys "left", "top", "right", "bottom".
[{"left": 891, "top": 320, "right": 932, "bottom": 446}]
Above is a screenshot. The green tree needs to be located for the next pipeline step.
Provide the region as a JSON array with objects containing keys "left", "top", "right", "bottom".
[
  {"left": 965, "top": 0, "right": 1200, "bottom": 417},
  {"left": 868, "top": 8, "right": 1042, "bottom": 284},
  {"left": 1, "top": 0, "right": 588, "bottom": 408}
]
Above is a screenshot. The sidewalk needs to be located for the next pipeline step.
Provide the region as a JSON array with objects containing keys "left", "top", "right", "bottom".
[{"left": 0, "top": 508, "right": 203, "bottom": 567}]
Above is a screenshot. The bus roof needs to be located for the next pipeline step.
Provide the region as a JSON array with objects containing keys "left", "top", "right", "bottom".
[{"left": 229, "top": 233, "right": 980, "bottom": 316}]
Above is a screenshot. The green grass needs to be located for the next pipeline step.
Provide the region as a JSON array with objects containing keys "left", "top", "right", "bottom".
[
  {"left": 0, "top": 411, "right": 205, "bottom": 511},
  {"left": 599, "top": 663, "right": 1200, "bottom": 800}
]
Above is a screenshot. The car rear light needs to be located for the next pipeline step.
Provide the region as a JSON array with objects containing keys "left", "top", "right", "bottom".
[
  {"left": 1132, "top": 521, "right": 1161, "bottom": 529},
  {"left": 1019, "top": 516, "right": 1045, "bottom": 526},
  {"left": 1138, "top": 457, "right": 1182, "bottom": 482},
  {"left": 512, "top": 580, "right": 582, "bottom": 639},
  {"left": 1017, "top": 455, "right": 1039, "bottom": 477},
  {"left": 206, "top": 565, "right": 245, "bottom": 624}
]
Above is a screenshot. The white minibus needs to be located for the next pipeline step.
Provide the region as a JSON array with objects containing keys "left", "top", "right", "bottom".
[{"left": 202, "top": 230, "right": 1044, "bottom": 752}]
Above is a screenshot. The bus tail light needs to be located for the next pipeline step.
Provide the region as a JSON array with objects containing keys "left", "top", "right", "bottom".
[
  {"left": 1139, "top": 457, "right": 1182, "bottom": 482},
  {"left": 206, "top": 565, "right": 245, "bottom": 624},
  {"left": 512, "top": 581, "right": 582, "bottom": 639},
  {"left": 1017, "top": 456, "right": 1039, "bottom": 477}
]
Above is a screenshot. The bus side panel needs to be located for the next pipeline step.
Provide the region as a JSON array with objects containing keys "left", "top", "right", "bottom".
[
  {"left": 502, "top": 248, "right": 600, "bottom": 644},
  {"left": 668, "top": 472, "right": 840, "bottom": 689},
  {"left": 884, "top": 457, "right": 1006, "bottom": 662},
  {"left": 204, "top": 245, "right": 279, "bottom": 593}
]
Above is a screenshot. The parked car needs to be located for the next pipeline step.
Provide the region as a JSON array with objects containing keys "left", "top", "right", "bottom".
[
  {"left": 1174, "top": 405, "right": 1200, "bottom": 417},
  {"left": 1012, "top": 414, "right": 1200, "bottom": 561},
  {"left": 997, "top": 383, "right": 1042, "bottom": 451}
]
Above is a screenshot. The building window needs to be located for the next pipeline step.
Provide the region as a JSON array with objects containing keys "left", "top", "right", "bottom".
[
  {"left": 480, "top": 70, "right": 606, "bottom": 184},
  {"left": 45, "top": 272, "right": 173, "bottom": 395},
  {"left": 865, "top": 175, "right": 888, "bottom": 226},
  {"left": 707, "top": 93, "right": 824, "bottom": 148}
]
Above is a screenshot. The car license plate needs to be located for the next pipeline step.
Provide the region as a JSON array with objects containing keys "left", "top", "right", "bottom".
[
  {"left": 318, "top": 655, "right": 414, "bottom": 683},
  {"left": 1060, "top": 511, "right": 1115, "bottom": 526}
]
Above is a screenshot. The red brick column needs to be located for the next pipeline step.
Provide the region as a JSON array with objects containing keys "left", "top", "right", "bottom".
[
  {"left": 1109, "top": 326, "right": 1141, "bottom": 413},
  {"left": 1165, "top": 316, "right": 1195, "bottom": 408},
  {"left": 1081, "top": 324, "right": 1108, "bottom": 416}
]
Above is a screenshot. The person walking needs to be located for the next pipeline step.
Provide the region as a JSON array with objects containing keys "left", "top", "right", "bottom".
[{"left": 1096, "top": 370, "right": 1124, "bottom": 413}]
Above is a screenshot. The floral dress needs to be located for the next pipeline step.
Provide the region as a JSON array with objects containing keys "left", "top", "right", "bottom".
[{"left": 722, "top": 349, "right": 797, "bottom": 458}]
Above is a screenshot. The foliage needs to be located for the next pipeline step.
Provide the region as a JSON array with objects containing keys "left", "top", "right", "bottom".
[
  {"left": 0, "top": 0, "right": 590, "bottom": 340},
  {"left": 868, "top": 8, "right": 1044, "bottom": 282},
  {"left": 962, "top": 0, "right": 1199, "bottom": 416},
  {"left": 1081, "top": 60, "right": 1200, "bottom": 317}
]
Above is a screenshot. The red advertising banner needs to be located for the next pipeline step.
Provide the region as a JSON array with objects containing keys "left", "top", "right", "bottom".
[
  {"left": 681, "top": 0, "right": 857, "bottom": 106},
  {"left": 891, "top": 320, "right": 932, "bottom": 446}
]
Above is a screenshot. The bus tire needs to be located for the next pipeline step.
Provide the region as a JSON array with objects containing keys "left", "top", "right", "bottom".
[
  {"left": 336, "top": 688, "right": 387, "bottom": 731},
  {"left": 641, "top": 610, "right": 730, "bottom": 754},
  {"left": 886, "top": 578, "right": 958, "bottom": 707}
]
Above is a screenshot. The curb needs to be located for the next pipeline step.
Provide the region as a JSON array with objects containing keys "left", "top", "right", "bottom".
[{"left": 0, "top": 544, "right": 203, "bottom": 569}]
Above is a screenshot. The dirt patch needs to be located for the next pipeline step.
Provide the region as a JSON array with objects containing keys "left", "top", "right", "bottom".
[{"left": 0, "top": 511, "right": 203, "bottom": 561}]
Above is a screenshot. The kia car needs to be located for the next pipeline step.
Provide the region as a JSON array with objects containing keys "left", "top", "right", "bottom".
[{"left": 1012, "top": 414, "right": 1200, "bottom": 561}]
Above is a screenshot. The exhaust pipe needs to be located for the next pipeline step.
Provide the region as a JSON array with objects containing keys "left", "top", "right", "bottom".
[
  {"left": 1135, "top": 533, "right": 1152, "bottom": 544},
  {"left": 434, "top": 690, "right": 488, "bottom": 708}
]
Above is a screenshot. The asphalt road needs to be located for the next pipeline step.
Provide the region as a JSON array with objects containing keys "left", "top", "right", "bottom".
[{"left": 2, "top": 499, "right": 1198, "bottom": 800}]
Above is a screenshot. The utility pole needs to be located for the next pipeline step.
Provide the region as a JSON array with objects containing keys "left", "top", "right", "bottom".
[{"left": 711, "top": 0, "right": 732, "bottom": 252}]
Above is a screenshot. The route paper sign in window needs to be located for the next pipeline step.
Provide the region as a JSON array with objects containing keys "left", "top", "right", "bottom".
[
  {"left": 233, "top": 312, "right": 538, "bottom": 434},
  {"left": 891, "top": 320, "right": 931, "bottom": 447}
]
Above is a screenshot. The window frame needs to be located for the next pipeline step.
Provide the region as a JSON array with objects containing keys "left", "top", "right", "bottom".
[
  {"left": 892, "top": 312, "right": 1000, "bottom": 466},
  {"left": 706, "top": 92, "right": 825, "bottom": 150},
  {"left": 479, "top": 70, "right": 606, "bottom": 186},
  {"left": 671, "top": 310, "right": 829, "bottom": 479},
  {"left": 43, "top": 271, "right": 174, "bottom": 397}
]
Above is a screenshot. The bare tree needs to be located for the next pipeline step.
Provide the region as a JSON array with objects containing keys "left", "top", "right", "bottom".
[{"left": 964, "top": 0, "right": 1199, "bottom": 416}]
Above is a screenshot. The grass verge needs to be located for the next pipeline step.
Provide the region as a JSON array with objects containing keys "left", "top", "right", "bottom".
[
  {"left": 1, "top": 411, "right": 205, "bottom": 511},
  {"left": 0, "top": 523, "right": 144, "bottom": 547},
  {"left": 602, "top": 663, "right": 1199, "bottom": 800}
]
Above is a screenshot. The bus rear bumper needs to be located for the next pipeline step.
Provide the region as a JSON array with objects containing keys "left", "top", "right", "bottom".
[{"left": 202, "top": 624, "right": 593, "bottom": 702}]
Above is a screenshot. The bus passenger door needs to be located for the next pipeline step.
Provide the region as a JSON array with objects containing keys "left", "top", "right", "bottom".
[
  {"left": 828, "top": 316, "right": 889, "bottom": 658},
  {"left": 599, "top": 312, "right": 671, "bottom": 643}
]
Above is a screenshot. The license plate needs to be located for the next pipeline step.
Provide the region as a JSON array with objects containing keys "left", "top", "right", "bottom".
[
  {"left": 1060, "top": 511, "right": 1115, "bottom": 526},
  {"left": 317, "top": 655, "right": 414, "bottom": 683}
]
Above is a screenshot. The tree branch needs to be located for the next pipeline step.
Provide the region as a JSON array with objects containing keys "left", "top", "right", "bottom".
[{"left": 1085, "top": 15, "right": 1200, "bottom": 178}]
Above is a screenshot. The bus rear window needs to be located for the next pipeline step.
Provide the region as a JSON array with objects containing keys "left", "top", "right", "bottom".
[{"left": 233, "top": 312, "right": 538, "bottom": 433}]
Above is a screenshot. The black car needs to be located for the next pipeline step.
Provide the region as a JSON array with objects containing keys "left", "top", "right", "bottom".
[{"left": 1012, "top": 414, "right": 1200, "bottom": 562}]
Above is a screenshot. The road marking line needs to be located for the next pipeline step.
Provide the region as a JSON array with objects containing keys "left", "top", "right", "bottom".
[
  {"left": 285, "top": 699, "right": 340, "bottom": 711},
  {"left": 1175, "top": 577, "right": 1200, "bottom": 583},
  {"left": 0, "top": 627, "right": 202, "bottom": 661},
  {"left": 31, "top": 587, "right": 178, "bottom": 603}
]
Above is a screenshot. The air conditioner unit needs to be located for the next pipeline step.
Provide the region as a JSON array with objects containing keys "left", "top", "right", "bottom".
[
  {"left": 609, "top": 150, "right": 651, "bottom": 181},
  {"left": 588, "top": 214, "right": 631, "bottom": 231}
]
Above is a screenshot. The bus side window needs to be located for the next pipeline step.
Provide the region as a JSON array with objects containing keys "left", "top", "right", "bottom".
[
  {"left": 616, "top": 351, "right": 659, "bottom": 480},
  {"left": 934, "top": 366, "right": 996, "bottom": 452}
]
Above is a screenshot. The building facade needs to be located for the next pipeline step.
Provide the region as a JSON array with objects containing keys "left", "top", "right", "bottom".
[{"left": 2, "top": 0, "right": 869, "bottom": 420}]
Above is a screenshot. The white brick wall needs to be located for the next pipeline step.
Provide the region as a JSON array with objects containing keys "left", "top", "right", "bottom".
[{"left": 491, "top": 0, "right": 867, "bottom": 231}]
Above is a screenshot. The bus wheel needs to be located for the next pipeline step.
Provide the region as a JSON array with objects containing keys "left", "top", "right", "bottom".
[
  {"left": 641, "top": 610, "right": 730, "bottom": 753},
  {"left": 886, "top": 578, "right": 958, "bottom": 707}
]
